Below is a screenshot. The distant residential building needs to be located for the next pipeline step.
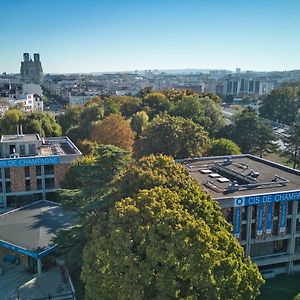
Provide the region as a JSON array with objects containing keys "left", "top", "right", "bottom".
[
  {"left": 68, "top": 92, "right": 95, "bottom": 106},
  {"left": 20, "top": 53, "right": 43, "bottom": 84},
  {"left": 10, "top": 94, "right": 44, "bottom": 112}
]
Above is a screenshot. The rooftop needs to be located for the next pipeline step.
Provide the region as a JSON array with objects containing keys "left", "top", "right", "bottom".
[
  {"left": 0, "top": 200, "right": 73, "bottom": 254},
  {"left": 182, "top": 155, "right": 300, "bottom": 199},
  {"left": 1, "top": 134, "right": 40, "bottom": 143}
]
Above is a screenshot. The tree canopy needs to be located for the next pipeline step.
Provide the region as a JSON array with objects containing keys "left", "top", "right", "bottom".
[
  {"left": 135, "top": 114, "right": 209, "bottom": 159},
  {"left": 81, "top": 155, "right": 264, "bottom": 300},
  {"left": 207, "top": 138, "right": 241, "bottom": 156},
  {"left": 91, "top": 114, "right": 135, "bottom": 152}
]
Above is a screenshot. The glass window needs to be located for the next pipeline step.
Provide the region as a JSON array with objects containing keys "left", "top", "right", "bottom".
[
  {"left": 273, "top": 220, "right": 278, "bottom": 236},
  {"left": 274, "top": 202, "right": 280, "bottom": 217},
  {"left": 29, "top": 144, "right": 36, "bottom": 155},
  {"left": 274, "top": 240, "right": 287, "bottom": 253},
  {"left": 25, "top": 179, "right": 31, "bottom": 191},
  {"left": 20, "top": 144, "right": 26, "bottom": 156},
  {"left": 25, "top": 166, "right": 30, "bottom": 177},
  {"left": 4, "top": 168, "right": 10, "bottom": 179},
  {"left": 44, "top": 165, "right": 54, "bottom": 175},
  {"left": 36, "top": 166, "right": 42, "bottom": 176},
  {"left": 37, "top": 179, "right": 42, "bottom": 190},
  {"left": 5, "top": 181, "right": 11, "bottom": 193},
  {"left": 45, "top": 178, "right": 55, "bottom": 189},
  {"left": 241, "top": 224, "right": 247, "bottom": 241}
]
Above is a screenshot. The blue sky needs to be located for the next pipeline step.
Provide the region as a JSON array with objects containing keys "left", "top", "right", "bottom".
[{"left": 1, "top": 0, "right": 300, "bottom": 73}]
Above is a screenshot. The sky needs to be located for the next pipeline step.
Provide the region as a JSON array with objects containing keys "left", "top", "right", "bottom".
[{"left": 1, "top": 0, "right": 300, "bottom": 73}]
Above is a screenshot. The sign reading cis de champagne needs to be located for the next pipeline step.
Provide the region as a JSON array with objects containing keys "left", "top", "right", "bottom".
[
  {"left": 234, "top": 190, "right": 300, "bottom": 207},
  {"left": 0, "top": 155, "right": 61, "bottom": 168}
]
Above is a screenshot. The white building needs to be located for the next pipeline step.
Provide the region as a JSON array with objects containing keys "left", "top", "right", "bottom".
[{"left": 9, "top": 94, "right": 43, "bottom": 112}]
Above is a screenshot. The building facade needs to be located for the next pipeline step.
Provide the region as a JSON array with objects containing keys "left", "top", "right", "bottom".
[
  {"left": 182, "top": 155, "right": 300, "bottom": 276},
  {"left": 0, "top": 132, "right": 81, "bottom": 209},
  {"left": 20, "top": 53, "right": 43, "bottom": 84}
]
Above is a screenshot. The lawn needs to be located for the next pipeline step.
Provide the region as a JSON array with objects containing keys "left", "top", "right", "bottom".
[{"left": 258, "top": 273, "right": 300, "bottom": 300}]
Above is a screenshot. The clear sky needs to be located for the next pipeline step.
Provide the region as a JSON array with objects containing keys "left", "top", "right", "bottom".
[{"left": 1, "top": 0, "right": 300, "bottom": 73}]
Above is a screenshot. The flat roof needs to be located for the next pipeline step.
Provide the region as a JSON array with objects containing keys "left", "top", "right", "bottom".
[
  {"left": 0, "top": 201, "right": 73, "bottom": 256},
  {"left": 182, "top": 155, "right": 300, "bottom": 199},
  {"left": 1, "top": 134, "right": 41, "bottom": 143}
]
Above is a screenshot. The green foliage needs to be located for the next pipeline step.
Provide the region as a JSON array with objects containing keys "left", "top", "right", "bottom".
[
  {"left": 82, "top": 155, "right": 264, "bottom": 300},
  {"left": 135, "top": 114, "right": 209, "bottom": 159},
  {"left": 78, "top": 139, "right": 99, "bottom": 156},
  {"left": 0, "top": 109, "right": 23, "bottom": 134},
  {"left": 259, "top": 86, "right": 300, "bottom": 125},
  {"left": 207, "top": 138, "right": 241, "bottom": 156},
  {"left": 0, "top": 109, "right": 62, "bottom": 137},
  {"left": 283, "top": 121, "right": 300, "bottom": 169},
  {"left": 143, "top": 92, "right": 172, "bottom": 119},
  {"left": 57, "top": 106, "right": 81, "bottom": 134},
  {"left": 295, "top": 294, "right": 300, "bottom": 300},
  {"left": 130, "top": 111, "right": 149, "bottom": 136},
  {"left": 230, "top": 108, "right": 276, "bottom": 154}
]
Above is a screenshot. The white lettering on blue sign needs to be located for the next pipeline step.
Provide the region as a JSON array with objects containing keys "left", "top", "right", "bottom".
[
  {"left": 234, "top": 191, "right": 300, "bottom": 207},
  {"left": 234, "top": 207, "right": 241, "bottom": 238},
  {"left": 0, "top": 155, "right": 61, "bottom": 168},
  {"left": 256, "top": 204, "right": 264, "bottom": 236}
]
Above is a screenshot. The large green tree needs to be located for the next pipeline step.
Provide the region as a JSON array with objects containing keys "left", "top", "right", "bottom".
[
  {"left": 259, "top": 86, "right": 300, "bottom": 125},
  {"left": 82, "top": 155, "right": 264, "bottom": 300},
  {"left": 135, "top": 114, "right": 209, "bottom": 159}
]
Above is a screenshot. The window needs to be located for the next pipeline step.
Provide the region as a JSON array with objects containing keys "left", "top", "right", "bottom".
[
  {"left": 20, "top": 144, "right": 26, "bottom": 156},
  {"left": 29, "top": 144, "right": 36, "bottom": 155},
  {"left": 44, "top": 165, "right": 54, "bottom": 175},
  {"left": 241, "top": 224, "right": 247, "bottom": 241},
  {"left": 288, "top": 202, "right": 293, "bottom": 215},
  {"left": 37, "top": 179, "right": 42, "bottom": 190},
  {"left": 274, "top": 203, "right": 280, "bottom": 217},
  {"left": 25, "top": 166, "right": 30, "bottom": 178},
  {"left": 273, "top": 220, "right": 279, "bottom": 236},
  {"left": 45, "top": 178, "right": 55, "bottom": 189},
  {"left": 25, "top": 179, "right": 31, "bottom": 191},
  {"left": 36, "top": 166, "right": 42, "bottom": 176},
  {"left": 274, "top": 240, "right": 287, "bottom": 253},
  {"left": 5, "top": 181, "right": 11, "bottom": 193},
  {"left": 5, "top": 168, "right": 10, "bottom": 179}
]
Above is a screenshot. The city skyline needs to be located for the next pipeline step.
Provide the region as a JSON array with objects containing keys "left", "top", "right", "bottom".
[{"left": 1, "top": 0, "right": 300, "bottom": 73}]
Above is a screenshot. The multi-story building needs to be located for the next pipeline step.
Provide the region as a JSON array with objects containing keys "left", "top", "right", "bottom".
[
  {"left": 182, "top": 155, "right": 300, "bottom": 277},
  {"left": 20, "top": 53, "right": 43, "bottom": 84},
  {"left": 0, "top": 131, "right": 81, "bottom": 209}
]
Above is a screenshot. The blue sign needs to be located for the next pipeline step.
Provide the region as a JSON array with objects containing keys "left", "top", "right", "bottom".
[
  {"left": 266, "top": 203, "right": 273, "bottom": 235},
  {"left": 0, "top": 240, "right": 57, "bottom": 259},
  {"left": 234, "top": 190, "right": 300, "bottom": 207},
  {"left": 0, "top": 155, "right": 61, "bottom": 168},
  {"left": 0, "top": 240, "right": 38, "bottom": 258},
  {"left": 279, "top": 202, "right": 287, "bottom": 234},
  {"left": 257, "top": 204, "right": 264, "bottom": 236},
  {"left": 234, "top": 207, "right": 241, "bottom": 238}
]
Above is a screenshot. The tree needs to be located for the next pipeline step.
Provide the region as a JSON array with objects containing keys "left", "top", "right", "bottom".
[
  {"left": 23, "top": 112, "right": 62, "bottom": 137},
  {"left": 207, "top": 138, "right": 241, "bottom": 156},
  {"left": 56, "top": 145, "right": 131, "bottom": 296},
  {"left": 283, "top": 121, "right": 300, "bottom": 169},
  {"left": 130, "top": 111, "right": 149, "bottom": 136},
  {"left": 255, "top": 119, "right": 277, "bottom": 158},
  {"left": 57, "top": 106, "right": 81, "bottom": 134},
  {"left": 78, "top": 139, "right": 99, "bottom": 156},
  {"left": 142, "top": 92, "right": 171, "bottom": 119},
  {"left": 91, "top": 114, "right": 135, "bottom": 152},
  {"left": 135, "top": 114, "right": 209, "bottom": 159},
  {"left": 0, "top": 109, "right": 23, "bottom": 134},
  {"left": 259, "top": 86, "right": 300, "bottom": 125},
  {"left": 82, "top": 155, "right": 263, "bottom": 300}
]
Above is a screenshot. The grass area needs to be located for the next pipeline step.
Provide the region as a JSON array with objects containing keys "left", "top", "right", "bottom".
[
  {"left": 262, "top": 151, "right": 294, "bottom": 169},
  {"left": 258, "top": 273, "right": 300, "bottom": 300}
]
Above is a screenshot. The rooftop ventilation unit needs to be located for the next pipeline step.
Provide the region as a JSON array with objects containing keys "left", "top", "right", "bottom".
[
  {"left": 227, "top": 180, "right": 239, "bottom": 192},
  {"left": 248, "top": 169, "right": 260, "bottom": 179},
  {"left": 223, "top": 156, "right": 232, "bottom": 166}
]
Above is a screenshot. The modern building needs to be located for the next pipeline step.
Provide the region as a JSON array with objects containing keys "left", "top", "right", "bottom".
[
  {"left": 20, "top": 53, "right": 43, "bottom": 84},
  {"left": 182, "top": 155, "right": 300, "bottom": 276},
  {"left": 0, "top": 131, "right": 81, "bottom": 209}
]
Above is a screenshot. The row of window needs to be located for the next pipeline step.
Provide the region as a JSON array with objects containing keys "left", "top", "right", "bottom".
[{"left": 0, "top": 165, "right": 55, "bottom": 179}]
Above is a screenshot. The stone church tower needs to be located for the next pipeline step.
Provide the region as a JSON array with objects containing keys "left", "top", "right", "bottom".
[{"left": 20, "top": 53, "right": 43, "bottom": 83}]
